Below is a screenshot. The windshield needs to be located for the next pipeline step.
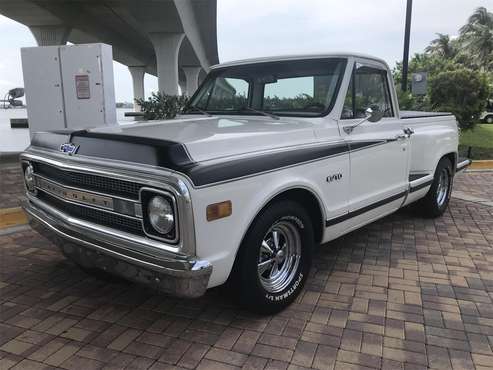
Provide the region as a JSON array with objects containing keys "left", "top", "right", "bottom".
[{"left": 188, "top": 58, "right": 347, "bottom": 117}]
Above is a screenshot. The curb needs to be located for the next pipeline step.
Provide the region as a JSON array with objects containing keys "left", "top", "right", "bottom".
[
  {"left": 469, "top": 160, "right": 493, "bottom": 170},
  {"left": 0, "top": 207, "right": 28, "bottom": 229}
]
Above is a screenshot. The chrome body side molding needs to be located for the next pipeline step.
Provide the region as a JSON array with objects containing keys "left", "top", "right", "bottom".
[{"left": 325, "top": 190, "right": 407, "bottom": 227}]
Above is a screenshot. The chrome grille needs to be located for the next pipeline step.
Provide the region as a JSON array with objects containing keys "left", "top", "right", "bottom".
[
  {"left": 27, "top": 159, "right": 180, "bottom": 244},
  {"left": 38, "top": 191, "right": 143, "bottom": 235},
  {"left": 34, "top": 162, "right": 142, "bottom": 200},
  {"left": 30, "top": 160, "right": 145, "bottom": 237}
]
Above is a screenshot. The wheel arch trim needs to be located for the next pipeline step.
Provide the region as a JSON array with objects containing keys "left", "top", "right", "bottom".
[
  {"left": 243, "top": 184, "right": 326, "bottom": 244},
  {"left": 227, "top": 184, "right": 326, "bottom": 281}
]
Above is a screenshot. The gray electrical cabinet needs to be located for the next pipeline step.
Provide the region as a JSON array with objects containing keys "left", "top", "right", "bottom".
[{"left": 21, "top": 43, "right": 117, "bottom": 137}]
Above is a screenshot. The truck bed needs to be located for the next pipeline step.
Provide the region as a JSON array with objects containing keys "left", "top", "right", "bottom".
[{"left": 400, "top": 110, "right": 452, "bottom": 119}]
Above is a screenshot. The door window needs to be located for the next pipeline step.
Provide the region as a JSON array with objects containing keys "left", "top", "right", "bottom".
[{"left": 341, "top": 65, "right": 393, "bottom": 119}]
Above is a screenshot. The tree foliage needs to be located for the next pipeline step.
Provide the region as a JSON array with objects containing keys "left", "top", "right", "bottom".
[
  {"left": 425, "top": 33, "right": 458, "bottom": 59},
  {"left": 459, "top": 7, "right": 493, "bottom": 70},
  {"left": 429, "top": 68, "right": 490, "bottom": 130},
  {"left": 393, "top": 7, "right": 493, "bottom": 130},
  {"left": 135, "top": 92, "right": 189, "bottom": 120}
]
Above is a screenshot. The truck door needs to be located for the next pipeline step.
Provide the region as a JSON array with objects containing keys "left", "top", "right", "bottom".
[{"left": 338, "top": 62, "right": 410, "bottom": 226}]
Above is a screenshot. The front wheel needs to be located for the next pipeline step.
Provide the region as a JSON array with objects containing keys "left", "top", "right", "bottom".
[
  {"left": 231, "top": 200, "right": 313, "bottom": 314},
  {"left": 417, "top": 157, "right": 453, "bottom": 218}
]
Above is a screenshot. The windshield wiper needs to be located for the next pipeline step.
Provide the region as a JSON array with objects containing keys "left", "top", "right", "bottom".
[
  {"left": 240, "top": 106, "right": 280, "bottom": 120},
  {"left": 184, "top": 105, "right": 212, "bottom": 117}
]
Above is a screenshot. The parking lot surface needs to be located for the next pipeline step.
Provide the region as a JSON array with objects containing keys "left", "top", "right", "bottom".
[{"left": 0, "top": 169, "right": 492, "bottom": 370}]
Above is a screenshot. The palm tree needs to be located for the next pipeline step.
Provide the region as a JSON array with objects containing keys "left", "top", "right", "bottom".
[
  {"left": 425, "top": 33, "right": 456, "bottom": 58},
  {"left": 460, "top": 7, "right": 493, "bottom": 34},
  {"left": 459, "top": 7, "right": 493, "bottom": 70}
]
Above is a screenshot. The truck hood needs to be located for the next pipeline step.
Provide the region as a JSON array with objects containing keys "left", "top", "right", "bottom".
[
  {"left": 29, "top": 116, "right": 353, "bottom": 187},
  {"left": 88, "top": 115, "right": 319, "bottom": 162}
]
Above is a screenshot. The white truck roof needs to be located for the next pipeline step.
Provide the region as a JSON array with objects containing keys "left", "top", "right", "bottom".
[{"left": 211, "top": 52, "right": 390, "bottom": 70}]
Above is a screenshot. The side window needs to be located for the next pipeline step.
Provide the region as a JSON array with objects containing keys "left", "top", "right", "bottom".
[{"left": 341, "top": 65, "right": 393, "bottom": 119}]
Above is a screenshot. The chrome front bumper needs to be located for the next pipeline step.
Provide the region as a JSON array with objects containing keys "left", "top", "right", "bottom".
[{"left": 23, "top": 198, "right": 212, "bottom": 298}]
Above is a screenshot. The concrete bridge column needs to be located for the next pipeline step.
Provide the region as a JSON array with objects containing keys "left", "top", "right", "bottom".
[
  {"left": 179, "top": 81, "right": 186, "bottom": 96},
  {"left": 149, "top": 32, "right": 185, "bottom": 96},
  {"left": 29, "top": 25, "right": 71, "bottom": 46},
  {"left": 128, "top": 66, "right": 146, "bottom": 111},
  {"left": 182, "top": 66, "right": 202, "bottom": 96}
]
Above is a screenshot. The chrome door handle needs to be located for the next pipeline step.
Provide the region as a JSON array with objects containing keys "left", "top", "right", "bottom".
[
  {"left": 395, "top": 127, "right": 414, "bottom": 140},
  {"left": 403, "top": 127, "right": 414, "bottom": 136}
]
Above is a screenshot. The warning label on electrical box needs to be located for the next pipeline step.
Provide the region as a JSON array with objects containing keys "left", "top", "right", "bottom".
[{"left": 75, "top": 75, "right": 90, "bottom": 99}]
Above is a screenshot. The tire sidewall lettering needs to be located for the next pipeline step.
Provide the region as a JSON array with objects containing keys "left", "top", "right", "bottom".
[
  {"left": 265, "top": 272, "right": 304, "bottom": 302},
  {"left": 279, "top": 215, "right": 304, "bottom": 229},
  {"left": 262, "top": 215, "right": 306, "bottom": 302}
]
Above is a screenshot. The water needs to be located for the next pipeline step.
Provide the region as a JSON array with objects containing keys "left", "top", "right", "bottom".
[{"left": 0, "top": 108, "right": 134, "bottom": 153}]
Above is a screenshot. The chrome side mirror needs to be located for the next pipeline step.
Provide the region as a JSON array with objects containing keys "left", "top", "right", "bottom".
[
  {"left": 343, "top": 107, "right": 384, "bottom": 134},
  {"left": 366, "top": 107, "right": 384, "bottom": 123}
]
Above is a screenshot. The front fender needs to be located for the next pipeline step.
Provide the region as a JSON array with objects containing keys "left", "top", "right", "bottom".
[{"left": 190, "top": 169, "right": 327, "bottom": 288}]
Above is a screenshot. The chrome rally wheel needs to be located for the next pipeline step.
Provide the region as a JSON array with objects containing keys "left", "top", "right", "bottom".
[
  {"left": 232, "top": 200, "right": 313, "bottom": 314},
  {"left": 436, "top": 167, "right": 450, "bottom": 208},
  {"left": 417, "top": 157, "right": 453, "bottom": 218},
  {"left": 258, "top": 220, "right": 301, "bottom": 294}
]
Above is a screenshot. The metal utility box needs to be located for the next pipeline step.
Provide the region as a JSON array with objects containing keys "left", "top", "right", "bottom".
[{"left": 21, "top": 43, "right": 116, "bottom": 137}]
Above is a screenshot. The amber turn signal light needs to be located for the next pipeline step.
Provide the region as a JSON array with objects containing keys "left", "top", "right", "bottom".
[{"left": 206, "top": 200, "right": 232, "bottom": 221}]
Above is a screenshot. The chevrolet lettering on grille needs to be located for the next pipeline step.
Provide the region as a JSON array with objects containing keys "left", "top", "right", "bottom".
[{"left": 35, "top": 176, "right": 114, "bottom": 210}]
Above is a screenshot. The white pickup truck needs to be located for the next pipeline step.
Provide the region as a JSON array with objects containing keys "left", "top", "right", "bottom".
[{"left": 21, "top": 53, "right": 470, "bottom": 313}]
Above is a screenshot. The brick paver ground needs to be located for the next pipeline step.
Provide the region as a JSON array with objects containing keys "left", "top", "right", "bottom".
[
  {"left": 0, "top": 168, "right": 492, "bottom": 369},
  {"left": 0, "top": 164, "right": 24, "bottom": 209},
  {"left": 455, "top": 172, "right": 493, "bottom": 203}
]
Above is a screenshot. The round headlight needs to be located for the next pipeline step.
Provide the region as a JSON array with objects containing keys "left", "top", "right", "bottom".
[
  {"left": 147, "top": 196, "right": 174, "bottom": 234},
  {"left": 24, "top": 164, "right": 36, "bottom": 193}
]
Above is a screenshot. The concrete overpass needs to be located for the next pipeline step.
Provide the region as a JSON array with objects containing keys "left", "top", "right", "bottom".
[{"left": 0, "top": 0, "right": 218, "bottom": 107}]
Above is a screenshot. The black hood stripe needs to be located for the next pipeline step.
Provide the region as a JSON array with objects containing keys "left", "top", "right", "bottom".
[
  {"left": 31, "top": 131, "right": 195, "bottom": 170},
  {"left": 30, "top": 131, "right": 388, "bottom": 187}
]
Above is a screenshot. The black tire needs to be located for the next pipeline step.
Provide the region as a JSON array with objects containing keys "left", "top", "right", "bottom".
[
  {"left": 231, "top": 200, "right": 313, "bottom": 314},
  {"left": 417, "top": 157, "right": 454, "bottom": 218}
]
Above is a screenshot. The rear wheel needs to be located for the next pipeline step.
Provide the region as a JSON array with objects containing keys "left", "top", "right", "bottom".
[
  {"left": 231, "top": 200, "right": 313, "bottom": 314},
  {"left": 417, "top": 157, "right": 453, "bottom": 218},
  {"left": 486, "top": 115, "right": 493, "bottom": 124}
]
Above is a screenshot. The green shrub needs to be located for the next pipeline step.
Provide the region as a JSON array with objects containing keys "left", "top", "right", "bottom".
[
  {"left": 395, "top": 86, "right": 431, "bottom": 111},
  {"left": 135, "top": 92, "right": 189, "bottom": 120},
  {"left": 428, "top": 68, "right": 490, "bottom": 130},
  {"left": 458, "top": 145, "right": 493, "bottom": 160}
]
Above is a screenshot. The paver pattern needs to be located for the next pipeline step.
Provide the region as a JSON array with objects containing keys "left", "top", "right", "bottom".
[
  {"left": 0, "top": 165, "right": 23, "bottom": 210},
  {"left": 0, "top": 169, "right": 492, "bottom": 369},
  {"left": 455, "top": 172, "right": 493, "bottom": 203}
]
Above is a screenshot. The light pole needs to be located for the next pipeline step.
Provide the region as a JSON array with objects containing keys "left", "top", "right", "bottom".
[{"left": 401, "top": 0, "right": 413, "bottom": 92}]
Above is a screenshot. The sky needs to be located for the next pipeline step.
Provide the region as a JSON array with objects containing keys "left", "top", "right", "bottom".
[{"left": 0, "top": 0, "right": 490, "bottom": 103}]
